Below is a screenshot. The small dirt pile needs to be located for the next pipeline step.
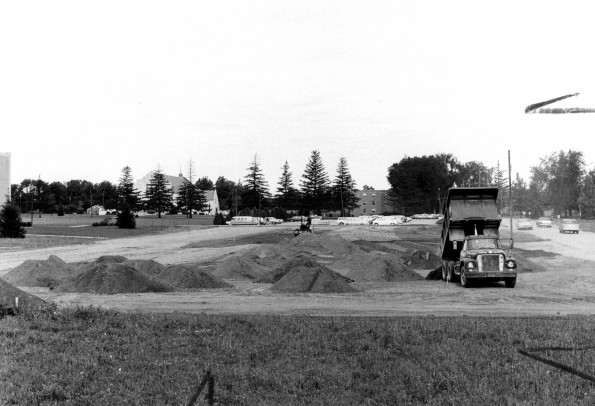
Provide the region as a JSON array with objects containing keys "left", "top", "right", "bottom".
[
  {"left": 0, "top": 278, "right": 52, "bottom": 314},
  {"left": 2, "top": 255, "right": 82, "bottom": 288},
  {"left": 405, "top": 250, "right": 442, "bottom": 270},
  {"left": 211, "top": 256, "right": 271, "bottom": 280},
  {"left": 270, "top": 259, "right": 358, "bottom": 293},
  {"left": 58, "top": 263, "right": 174, "bottom": 294},
  {"left": 124, "top": 259, "right": 166, "bottom": 276},
  {"left": 156, "top": 264, "right": 232, "bottom": 289},
  {"left": 333, "top": 253, "right": 423, "bottom": 282},
  {"left": 257, "top": 255, "right": 352, "bottom": 284},
  {"left": 95, "top": 255, "right": 129, "bottom": 264}
]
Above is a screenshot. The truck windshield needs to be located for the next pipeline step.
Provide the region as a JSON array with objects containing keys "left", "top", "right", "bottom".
[{"left": 467, "top": 239, "right": 499, "bottom": 249}]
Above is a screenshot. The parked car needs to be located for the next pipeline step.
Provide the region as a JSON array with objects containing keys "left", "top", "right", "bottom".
[
  {"left": 536, "top": 217, "right": 553, "bottom": 228},
  {"left": 336, "top": 217, "right": 366, "bottom": 225},
  {"left": 229, "top": 216, "right": 260, "bottom": 226},
  {"left": 289, "top": 216, "right": 306, "bottom": 222},
  {"left": 559, "top": 219, "right": 580, "bottom": 234},
  {"left": 264, "top": 217, "right": 283, "bottom": 224},
  {"left": 372, "top": 215, "right": 405, "bottom": 225},
  {"left": 516, "top": 219, "right": 533, "bottom": 230}
]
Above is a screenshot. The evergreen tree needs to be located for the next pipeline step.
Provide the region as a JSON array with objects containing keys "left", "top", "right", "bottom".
[
  {"left": 241, "top": 154, "right": 271, "bottom": 209},
  {"left": 117, "top": 166, "right": 140, "bottom": 211},
  {"left": 275, "top": 161, "right": 300, "bottom": 210},
  {"left": 196, "top": 177, "right": 214, "bottom": 190},
  {"left": 0, "top": 203, "right": 25, "bottom": 238},
  {"left": 579, "top": 170, "right": 595, "bottom": 219},
  {"left": 176, "top": 179, "right": 205, "bottom": 218},
  {"left": 116, "top": 205, "right": 136, "bottom": 229},
  {"left": 332, "top": 157, "right": 359, "bottom": 216},
  {"left": 145, "top": 168, "right": 173, "bottom": 218},
  {"left": 300, "top": 150, "right": 330, "bottom": 215}
]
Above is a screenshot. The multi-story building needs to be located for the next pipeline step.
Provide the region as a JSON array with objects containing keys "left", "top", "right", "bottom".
[
  {"left": 350, "top": 189, "right": 396, "bottom": 217},
  {"left": 0, "top": 153, "right": 10, "bottom": 208}
]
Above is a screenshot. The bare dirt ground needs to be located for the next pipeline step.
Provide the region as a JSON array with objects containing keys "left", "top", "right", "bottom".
[{"left": 3, "top": 220, "right": 595, "bottom": 316}]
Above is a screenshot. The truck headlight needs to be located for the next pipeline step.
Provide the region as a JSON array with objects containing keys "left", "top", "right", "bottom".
[
  {"left": 506, "top": 260, "right": 516, "bottom": 269},
  {"left": 466, "top": 261, "right": 476, "bottom": 271}
]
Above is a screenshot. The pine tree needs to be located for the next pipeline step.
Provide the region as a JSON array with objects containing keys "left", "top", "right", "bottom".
[
  {"left": 117, "top": 166, "right": 140, "bottom": 211},
  {"left": 332, "top": 157, "right": 359, "bottom": 216},
  {"left": 177, "top": 179, "right": 205, "bottom": 218},
  {"left": 0, "top": 203, "right": 26, "bottom": 238},
  {"left": 242, "top": 154, "right": 271, "bottom": 210},
  {"left": 145, "top": 167, "right": 173, "bottom": 218},
  {"left": 275, "top": 161, "right": 299, "bottom": 210},
  {"left": 300, "top": 150, "right": 330, "bottom": 215}
]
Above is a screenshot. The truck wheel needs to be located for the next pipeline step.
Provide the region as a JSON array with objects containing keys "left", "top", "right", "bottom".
[
  {"left": 447, "top": 261, "right": 456, "bottom": 283},
  {"left": 505, "top": 278, "right": 516, "bottom": 288},
  {"left": 441, "top": 261, "right": 447, "bottom": 281},
  {"left": 460, "top": 271, "right": 470, "bottom": 288}
]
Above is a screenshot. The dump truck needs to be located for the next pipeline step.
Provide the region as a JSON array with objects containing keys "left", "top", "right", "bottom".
[{"left": 440, "top": 187, "right": 517, "bottom": 288}]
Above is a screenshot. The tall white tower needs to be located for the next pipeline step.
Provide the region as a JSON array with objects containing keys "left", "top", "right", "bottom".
[{"left": 0, "top": 152, "right": 11, "bottom": 207}]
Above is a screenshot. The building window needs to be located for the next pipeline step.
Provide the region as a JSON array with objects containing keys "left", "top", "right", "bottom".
[
  {"left": 363, "top": 193, "right": 367, "bottom": 197},
  {"left": 372, "top": 201, "right": 375, "bottom": 205},
  {"left": 372, "top": 209, "right": 376, "bottom": 212},
  {"left": 363, "top": 202, "right": 366, "bottom": 205},
  {"left": 363, "top": 208, "right": 366, "bottom": 213},
  {"left": 372, "top": 193, "right": 376, "bottom": 197}
]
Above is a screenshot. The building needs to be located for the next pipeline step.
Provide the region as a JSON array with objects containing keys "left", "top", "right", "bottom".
[
  {"left": 350, "top": 189, "right": 396, "bottom": 217},
  {"left": 0, "top": 153, "right": 10, "bottom": 208},
  {"left": 134, "top": 171, "right": 220, "bottom": 215}
]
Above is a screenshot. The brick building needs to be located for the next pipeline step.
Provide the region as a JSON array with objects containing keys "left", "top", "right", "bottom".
[{"left": 350, "top": 189, "right": 396, "bottom": 216}]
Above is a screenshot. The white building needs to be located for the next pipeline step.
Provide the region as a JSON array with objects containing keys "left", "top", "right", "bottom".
[{"left": 0, "top": 153, "right": 10, "bottom": 208}]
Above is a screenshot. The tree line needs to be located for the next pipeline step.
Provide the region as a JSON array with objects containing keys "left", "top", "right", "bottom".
[
  {"left": 7, "top": 150, "right": 360, "bottom": 220},
  {"left": 387, "top": 150, "right": 592, "bottom": 218}
]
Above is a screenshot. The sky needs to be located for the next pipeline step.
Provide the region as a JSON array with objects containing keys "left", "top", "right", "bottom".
[{"left": 2, "top": 1, "right": 595, "bottom": 190}]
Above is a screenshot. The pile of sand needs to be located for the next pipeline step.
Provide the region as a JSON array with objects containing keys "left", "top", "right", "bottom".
[
  {"left": 58, "top": 263, "right": 174, "bottom": 294},
  {"left": 281, "top": 233, "right": 362, "bottom": 257},
  {"left": 405, "top": 250, "right": 442, "bottom": 270},
  {"left": 211, "top": 256, "right": 272, "bottom": 280},
  {"left": 124, "top": 259, "right": 166, "bottom": 277},
  {"left": 0, "top": 278, "right": 52, "bottom": 314},
  {"left": 270, "top": 257, "right": 358, "bottom": 293},
  {"left": 156, "top": 264, "right": 232, "bottom": 289},
  {"left": 331, "top": 252, "right": 423, "bottom": 282},
  {"left": 2, "top": 255, "right": 82, "bottom": 288}
]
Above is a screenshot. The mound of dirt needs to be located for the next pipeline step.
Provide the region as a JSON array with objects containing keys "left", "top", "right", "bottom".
[
  {"left": 281, "top": 233, "right": 362, "bottom": 257},
  {"left": 2, "top": 255, "right": 82, "bottom": 287},
  {"left": 405, "top": 250, "right": 442, "bottom": 270},
  {"left": 211, "top": 256, "right": 272, "bottom": 280},
  {"left": 0, "top": 278, "right": 52, "bottom": 314},
  {"left": 331, "top": 253, "right": 423, "bottom": 282},
  {"left": 58, "top": 263, "right": 173, "bottom": 294},
  {"left": 95, "top": 255, "right": 129, "bottom": 264},
  {"left": 258, "top": 255, "right": 353, "bottom": 284},
  {"left": 124, "top": 259, "right": 166, "bottom": 276},
  {"left": 156, "top": 265, "right": 232, "bottom": 289},
  {"left": 270, "top": 259, "right": 358, "bottom": 293}
]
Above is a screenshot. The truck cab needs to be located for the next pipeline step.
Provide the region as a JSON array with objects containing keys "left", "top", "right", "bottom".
[{"left": 456, "top": 236, "right": 517, "bottom": 288}]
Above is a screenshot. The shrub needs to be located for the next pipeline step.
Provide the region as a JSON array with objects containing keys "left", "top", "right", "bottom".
[
  {"left": 117, "top": 206, "right": 136, "bottom": 229},
  {"left": 57, "top": 204, "right": 65, "bottom": 216},
  {"left": 0, "top": 203, "right": 26, "bottom": 238}
]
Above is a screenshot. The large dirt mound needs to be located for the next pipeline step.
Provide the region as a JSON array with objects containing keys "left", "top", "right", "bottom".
[
  {"left": 331, "top": 253, "right": 423, "bottom": 282},
  {"left": 95, "top": 255, "right": 129, "bottom": 264},
  {"left": 124, "top": 259, "right": 166, "bottom": 276},
  {"left": 157, "top": 264, "right": 232, "bottom": 289},
  {"left": 281, "top": 233, "right": 362, "bottom": 257},
  {"left": 2, "top": 255, "right": 82, "bottom": 287},
  {"left": 271, "top": 260, "right": 358, "bottom": 293},
  {"left": 58, "top": 263, "right": 174, "bottom": 294},
  {"left": 405, "top": 250, "right": 442, "bottom": 270},
  {"left": 258, "top": 255, "right": 353, "bottom": 284},
  {"left": 211, "top": 256, "right": 271, "bottom": 280},
  {"left": 0, "top": 278, "right": 51, "bottom": 314}
]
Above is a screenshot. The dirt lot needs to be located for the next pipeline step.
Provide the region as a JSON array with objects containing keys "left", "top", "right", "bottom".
[{"left": 2, "top": 220, "right": 595, "bottom": 316}]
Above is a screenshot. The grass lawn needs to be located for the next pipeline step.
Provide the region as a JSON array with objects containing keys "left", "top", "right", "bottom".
[{"left": 2, "top": 309, "right": 595, "bottom": 405}]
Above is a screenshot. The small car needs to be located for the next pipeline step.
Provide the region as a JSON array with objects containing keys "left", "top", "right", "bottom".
[
  {"left": 536, "top": 217, "right": 553, "bottom": 228},
  {"left": 264, "top": 217, "right": 283, "bottom": 224},
  {"left": 516, "top": 219, "right": 533, "bottom": 230},
  {"left": 336, "top": 217, "right": 366, "bottom": 225},
  {"left": 372, "top": 215, "right": 405, "bottom": 225},
  {"left": 559, "top": 219, "right": 579, "bottom": 234}
]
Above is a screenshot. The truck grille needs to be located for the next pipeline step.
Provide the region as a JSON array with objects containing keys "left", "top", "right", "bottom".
[{"left": 477, "top": 254, "right": 503, "bottom": 272}]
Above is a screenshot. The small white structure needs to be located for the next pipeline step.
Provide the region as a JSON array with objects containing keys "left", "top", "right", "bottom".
[{"left": 87, "top": 205, "right": 108, "bottom": 215}]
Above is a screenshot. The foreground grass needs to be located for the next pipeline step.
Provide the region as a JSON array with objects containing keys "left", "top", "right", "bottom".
[{"left": 2, "top": 310, "right": 595, "bottom": 405}]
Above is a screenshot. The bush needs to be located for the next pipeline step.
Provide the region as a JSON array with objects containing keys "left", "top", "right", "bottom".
[
  {"left": 0, "top": 203, "right": 26, "bottom": 238},
  {"left": 57, "top": 204, "right": 65, "bottom": 216},
  {"left": 213, "top": 212, "right": 226, "bottom": 225},
  {"left": 116, "top": 206, "right": 136, "bottom": 229}
]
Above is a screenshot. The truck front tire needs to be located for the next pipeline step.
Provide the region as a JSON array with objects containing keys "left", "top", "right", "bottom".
[
  {"left": 460, "top": 271, "right": 470, "bottom": 288},
  {"left": 505, "top": 278, "right": 516, "bottom": 288}
]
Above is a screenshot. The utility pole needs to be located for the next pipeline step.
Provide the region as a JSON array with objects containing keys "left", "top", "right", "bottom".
[{"left": 508, "top": 150, "right": 513, "bottom": 249}]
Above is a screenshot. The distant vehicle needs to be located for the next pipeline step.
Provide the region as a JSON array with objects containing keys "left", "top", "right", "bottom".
[
  {"left": 336, "top": 216, "right": 366, "bottom": 225},
  {"left": 559, "top": 219, "right": 579, "bottom": 234},
  {"left": 372, "top": 215, "right": 405, "bottom": 225},
  {"left": 289, "top": 216, "right": 306, "bottom": 222},
  {"left": 516, "top": 219, "right": 533, "bottom": 230},
  {"left": 264, "top": 217, "right": 283, "bottom": 225},
  {"left": 536, "top": 217, "right": 553, "bottom": 228},
  {"left": 229, "top": 216, "right": 259, "bottom": 226}
]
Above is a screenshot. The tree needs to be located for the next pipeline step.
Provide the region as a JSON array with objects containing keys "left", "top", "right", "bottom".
[
  {"left": 215, "top": 176, "right": 237, "bottom": 210},
  {"left": 196, "top": 177, "right": 214, "bottom": 191},
  {"left": 332, "top": 157, "right": 359, "bottom": 216},
  {"left": 116, "top": 205, "right": 136, "bottom": 229},
  {"left": 241, "top": 154, "right": 271, "bottom": 210},
  {"left": 300, "top": 150, "right": 330, "bottom": 215},
  {"left": 176, "top": 179, "right": 205, "bottom": 218},
  {"left": 0, "top": 203, "right": 25, "bottom": 238},
  {"left": 117, "top": 166, "right": 140, "bottom": 211},
  {"left": 145, "top": 168, "right": 173, "bottom": 218},
  {"left": 275, "top": 161, "right": 300, "bottom": 210},
  {"left": 579, "top": 170, "right": 595, "bottom": 219}
]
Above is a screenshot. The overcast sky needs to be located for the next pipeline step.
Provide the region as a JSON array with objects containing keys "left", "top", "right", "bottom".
[{"left": 2, "top": 1, "right": 595, "bottom": 190}]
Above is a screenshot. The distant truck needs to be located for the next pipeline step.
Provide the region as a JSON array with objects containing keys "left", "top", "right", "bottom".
[{"left": 440, "top": 187, "right": 517, "bottom": 288}]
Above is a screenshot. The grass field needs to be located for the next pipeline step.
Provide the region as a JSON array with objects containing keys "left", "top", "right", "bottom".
[{"left": 2, "top": 308, "right": 595, "bottom": 405}]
